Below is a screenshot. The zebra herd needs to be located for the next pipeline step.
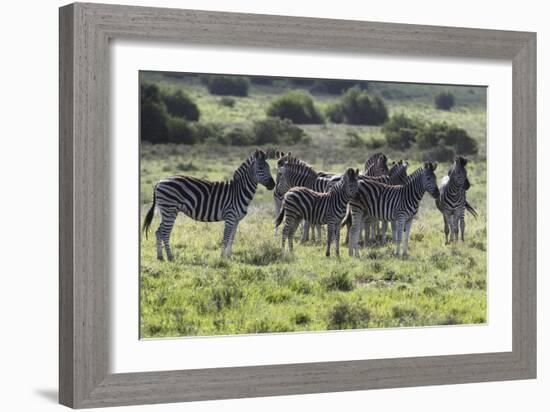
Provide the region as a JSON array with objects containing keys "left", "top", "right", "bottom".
[{"left": 143, "top": 149, "right": 477, "bottom": 260}]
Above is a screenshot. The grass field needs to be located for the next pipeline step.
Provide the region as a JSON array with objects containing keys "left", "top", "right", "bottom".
[{"left": 139, "top": 74, "right": 487, "bottom": 338}]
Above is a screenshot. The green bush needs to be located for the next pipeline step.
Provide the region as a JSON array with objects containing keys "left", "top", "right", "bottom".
[
  {"left": 382, "top": 114, "right": 425, "bottom": 150},
  {"left": 333, "top": 86, "right": 388, "bottom": 125},
  {"left": 252, "top": 117, "right": 308, "bottom": 145},
  {"left": 218, "top": 96, "right": 236, "bottom": 108},
  {"left": 309, "top": 79, "right": 360, "bottom": 95},
  {"left": 327, "top": 302, "right": 370, "bottom": 330},
  {"left": 422, "top": 143, "right": 455, "bottom": 162},
  {"left": 224, "top": 127, "right": 254, "bottom": 146},
  {"left": 206, "top": 76, "right": 250, "bottom": 96},
  {"left": 435, "top": 90, "right": 455, "bottom": 111},
  {"left": 162, "top": 89, "right": 200, "bottom": 120},
  {"left": 445, "top": 127, "right": 478, "bottom": 155},
  {"left": 250, "top": 76, "right": 274, "bottom": 85},
  {"left": 266, "top": 91, "right": 324, "bottom": 124},
  {"left": 326, "top": 104, "right": 345, "bottom": 124},
  {"left": 416, "top": 122, "right": 450, "bottom": 149},
  {"left": 167, "top": 117, "right": 197, "bottom": 144},
  {"left": 141, "top": 101, "right": 170, "bottom": 143}
]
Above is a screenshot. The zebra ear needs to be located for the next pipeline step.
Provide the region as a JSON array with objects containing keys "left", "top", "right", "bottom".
[
  {"left": 432, "top": 162, "right": 438, "bottom": 171},
  {"left": 258, "top": 150, "right": 266, "bottom": 160},
  {"left": 355, "top": 168, "right": 360, "bottom": 176}
]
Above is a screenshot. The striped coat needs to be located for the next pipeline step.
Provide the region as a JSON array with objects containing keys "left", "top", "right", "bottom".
[
  {"left": 275, "top": 168, "right": 360, "bottom": 257},
  {"left": 348, "top": 163, "right": 440, "bottom": 257},
  {"left": 142, "top": 150, "right": 275, "bottom": 259}
]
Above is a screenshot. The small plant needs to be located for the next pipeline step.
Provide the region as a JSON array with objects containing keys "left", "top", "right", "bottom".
[
  {"left": 327, "top": 302, "right": 370, "bottom": 330},
  {"left": 206, "top": 75, "right": 250, "bottom": 96},
  {"left": 323, "top": 271, "right": 354, "bottom": 292},
  {"left": 266, "top": 90, "right": 324, "bottom": 124},
  {"left": 434, "top": 90, "right": 455, "bottom": 111}
]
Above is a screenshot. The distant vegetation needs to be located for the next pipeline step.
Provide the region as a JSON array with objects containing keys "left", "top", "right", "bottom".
[
  {"left": 266, "top": 90, "right": 324, "bottom": 124},
  {"left": 327, "top": 86, "right": 388, "bottom": 125},
  {"left": 205, "top": 75, "right": 250, "bottom": 97},
  {"left": 435, "top": 90, "right": 456, "bottom": 111}
]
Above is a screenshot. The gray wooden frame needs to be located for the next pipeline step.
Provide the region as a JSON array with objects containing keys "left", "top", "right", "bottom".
[{"left": 59, "top": 2, "right": 536, "bottom": 408}]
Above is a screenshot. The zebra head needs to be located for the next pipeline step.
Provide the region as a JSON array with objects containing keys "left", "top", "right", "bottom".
[
  {"left": 364, "top": 153, "right": 389, "bottom": 176},
  {"left": 253, "top": 149, "right": 276, "bottom": 190},
  {"left": 449, "top": 156, "right": 469, "bottom": 188},
  {"left": 343, "top": 168, "right": 360, "bottom": 198},
  {"left": 390, "top": 160, "right": 409, "bottom": 184},
  {"left": 422, "top": 162, "right": 440, "bottom": 199}
]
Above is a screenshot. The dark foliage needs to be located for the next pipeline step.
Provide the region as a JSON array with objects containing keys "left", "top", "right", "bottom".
[
  {"left": 434, "top": 91, "right": 456, "bottom": 111},
  {"left": 206, "top": 76, "right": 250, "bottom": 96},
  {"left": 266, "top": 91, "right": 324, "bottom": 124}
]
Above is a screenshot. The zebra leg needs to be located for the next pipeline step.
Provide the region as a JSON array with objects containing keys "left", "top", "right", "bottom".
[
  {"left": 325, "top": 222, "right": 334, "bottom": 257},
  {"left": 226, "top": 221, "right": 239, "bottom": 257},
  {"left": 316, "top": 224, "right": 322, "bottom": 243},
  {"left": 394, "top": 221, "right": 404, "bottom": 256},
  {"left": 288, "top": 220, "right": 300, "bottom": 253},
  {"left": 459, "top": 209, "right": 466, "bottom": 242},
  {"left": 334, "top": 222, "right": 341, "bottom": 257},
  {"left": 443, "top": 213, "right": 450, "bottom": 244},
  {"left": 221, "top": 218, "right": 237, "bottom": 258},
  {"left": 402, "top": 219, "right": 413, "bottom": 257},
  {"left": 273, "top": 198, "right": 281, "bottom": 237},
  {"left": 157, "top": 208, "right": 177, "bottom": 261},
  {"left": 155, "top": 228, "right": 164, "bottom": 261},
  {"left": 300, "top": 220, "right": 310, "bottom": 243},
  {"left": 381, "top": 221, "right": 388, "bottom": 245},
  {"left": 349, "top": 209, "right": 363, "bottom": 257},
  {"left": 363, "top": 221, "right": 370, "bottom": 248},
  {"left": 451, "top": 214, "right": 459, "bottom": 242}
]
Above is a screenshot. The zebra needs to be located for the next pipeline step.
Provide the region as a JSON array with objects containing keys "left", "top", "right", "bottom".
[
  {"left": 142, "top": 149, "right": 275, "bottom": 260},
  {"left": 275, "top": 168, "right": 360, "bottom": 257},
  {"left": 364, "top": 152, "right": 389, "bottom": 176},
  {"left": 347, "top": 162, "right": 440, "bottom": 257},
  {"left": 436, "top": 156, "right": 477, "bottom": 243},
  {"left": 273, "top": 153, "right": 336, "bottom": 242}
]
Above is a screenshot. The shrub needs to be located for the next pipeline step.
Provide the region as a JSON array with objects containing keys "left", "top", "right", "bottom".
[
  {"left": 193, "top": 123, "right": 223, "bottom": 143},
  {"left": 309, "top": 79, "right": 359, "bottom": 95},
  {"left": 415, "top": 122, "right": 450, "bottom": 149},
  {"left": 140, "top": 82, "right": 170, "bottom": 143},
  {"left": 252, "top": 117, "right": 308, "bottom": 145},
  {"left": 326, "top": 103, "right": 345, "bottom": 123},
  {"left": 250, "top": 76, "right": 274, "bottom": 85},
  {"left": 335, "top": 86, "right": 388, "bottom": 125},
  {"left": 327, "top": 302, "right": 370, "bottom": 330},
  {"left": 382, "top": 114, "right": 425, "bottom": 150},
  {"left": 162, "top": 89, "right": 200, "bottom": 121},
  {"left": 445, "top": 126, "right": 478, "bottom": 155},
  {"left": 323, "top": 271, "right": 355, "bottom": 292},
  {"left": 266, "top": 91, "right": 324, "bottom": 124},
  {"left": 206, "top": 75, "right": 250, "bottom": 96},
  {"left": 218, "top": 96, "right": 236, "bottom": 108},
  {"left": 435, "top": 90, "right": 455, "bottom": 110},
  {"left": 290, "top": 78, "right": 315, "bottom": 87},
  {"left": 422, "top": 143, "right": 455, "bottom": 162},
  {"left": 224, "top": 127, "right": 254, "bottom": 146},
  {"left": 344, "top": 131, "right": 367, "bottom": 148},
  {"left": 167, "top": 117, "right": 197, "bottom": 144},
  {"left": 141, "top": 101, "right": 170, "bottom": 143}
]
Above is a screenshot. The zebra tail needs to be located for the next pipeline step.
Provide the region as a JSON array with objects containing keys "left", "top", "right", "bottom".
[
  {"left": 465, "top": 200, "right": 478, "bottom": 219},
  {"left": 274, "top": 206, "right": 285, "bottom": 228},
  {"left": 142, "top": 185, "right": 157, "bottom": 239}
]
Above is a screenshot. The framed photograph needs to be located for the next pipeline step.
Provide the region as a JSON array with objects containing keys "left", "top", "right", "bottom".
[{"left": 59, "top": 3, "right": 536, "bottom": 408}]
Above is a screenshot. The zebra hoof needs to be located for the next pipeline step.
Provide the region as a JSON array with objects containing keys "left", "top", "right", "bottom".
[{"left": 167, "top": 256, "right": 174, "bottom": 262}]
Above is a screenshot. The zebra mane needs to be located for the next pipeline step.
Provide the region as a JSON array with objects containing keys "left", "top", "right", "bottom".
[
  {"left": 233, "top": 156, "right": 255, "bottom": 181},
  {"left": 405, "top": 166, "right": 424, "bottom": 184},
  {"left": 281, "top": 156, "right": 318, "bottom": 179}
]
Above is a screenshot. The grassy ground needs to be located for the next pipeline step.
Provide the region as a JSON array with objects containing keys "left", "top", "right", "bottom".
[{"left": 139, "top": 73, "right": 487, "bottom": 338}]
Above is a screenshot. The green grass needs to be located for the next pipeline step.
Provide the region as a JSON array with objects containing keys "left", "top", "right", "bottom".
[{"left": 139, "top": 73, "right": 487, "bottom": 338}]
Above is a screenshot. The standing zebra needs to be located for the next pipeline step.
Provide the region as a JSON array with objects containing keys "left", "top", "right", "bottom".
[
  {"left": 275, "top": 168, "right": 359, "bottom": 257},
  {"left": 142, "top": 149, "right": 275, "bottom": 260},
  {"left": 436, "top": 156, "right": 477, "bottom": 243},
  {"left": 273, "top": 153, "right": 336, "bottom": 242},
  {"left": 338, "top": 160, "right": 409, "bottom": 244},
  {"left": 348, "top": 162, "right": 439, "bottom": 257}
]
